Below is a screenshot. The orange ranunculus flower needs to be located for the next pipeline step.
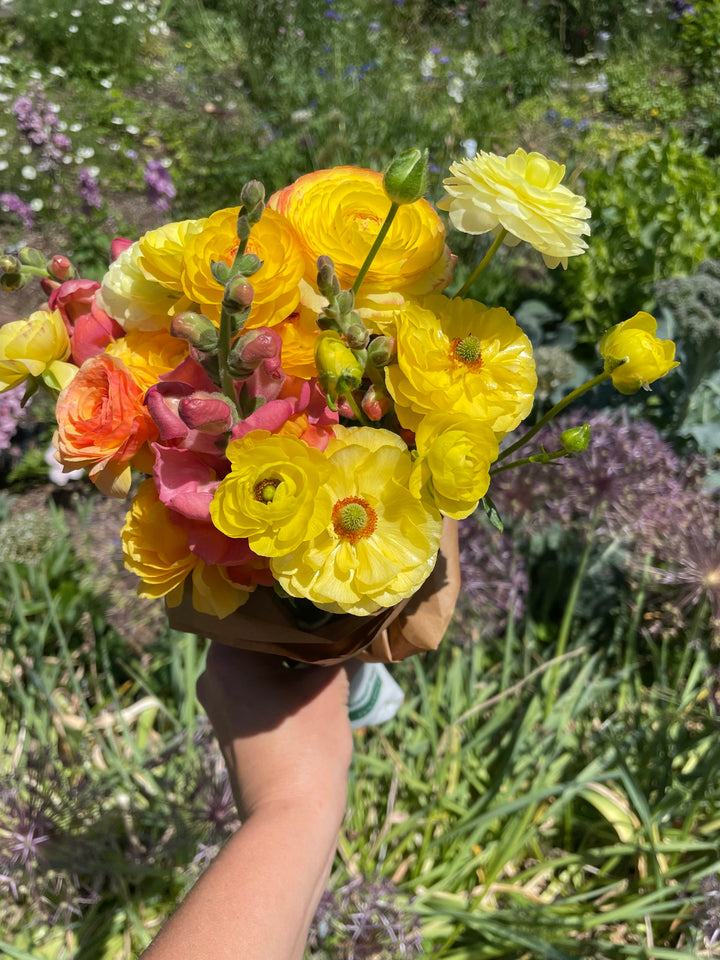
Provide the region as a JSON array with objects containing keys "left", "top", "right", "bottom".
[
  {"left": 122, "top": 478, "right": 199, "bottom": 604},
  {"left": 180, "top": 206, "right": 305, "bottom": 327},
  {"left": 268, "top": 166, "right": 455, "bottom": 299},
  {"left": 54, "top": 354, "right": 159, "bottom": 497},
  {"left": 599, "top": 312, "right": 680, "bottom": 394},
  {"left": 0, "top": 309, "right": 77, "bottom": 393},
  {"left": 104, "top": 327, "right": 189, "bottom": 392}
]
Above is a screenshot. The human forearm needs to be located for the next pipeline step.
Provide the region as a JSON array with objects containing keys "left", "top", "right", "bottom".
[{"left": 142, "top": 796, "right": 343, "bottom": 960}]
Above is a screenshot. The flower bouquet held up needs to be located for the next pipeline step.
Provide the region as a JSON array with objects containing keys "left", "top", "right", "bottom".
[{"left": 0, "top": 148, "right": 679, "bottom": 664}]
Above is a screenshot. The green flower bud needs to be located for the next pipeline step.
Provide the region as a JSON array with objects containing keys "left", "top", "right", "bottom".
[
  {"left": 345, "top": 321, "right": 370, "bottom": 350},
  {"left": 17, "top": 246, "right": 46, "bottom": 269},
  {"left": 235, "top": 253, "right": 263, "bottom": 277},
  {"left": 0, "top": 254, "right": 22, "bottom": 276},
  {"left": 367, "top": 335, "right": 397, "bottom": 367},
  {"left": 315, "top": 331, "right": 364, "bottom": 400},
  {"left": 317, "top": 256, "right": 340, "bottom": 299},
  {"left": 383, "top": 148, "right": 429, "bottom": 205},
  {"left": 0, "top": 271, "right": 29, "bottom": 292},
  {"left": 241, "top": 179, "right": 265, "bottom": 222},
  {"left": 560, "top": 423, "right": 591, "bottom": 453},
  {"left": 171, "top": 312, "right": 219, "bottom": 352}
]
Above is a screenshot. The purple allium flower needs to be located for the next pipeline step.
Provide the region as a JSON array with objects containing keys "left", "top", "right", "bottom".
[
  {"left": 77, "top": 167, "right": 103, "bottom": 211},
  {"left": 0, "top": 192, "right": 35, "bottom": 230},
  {"left": 309, "top": 877, "right": 422, "bottom": 958},
  {"left": 144, "top": 159, "right": 176, "bottom": 213},
  {"left": 324, "top": 9, "right": 343, "bottom": 19},
  {"left": 0, "top": 386, "right": 24, "bottom": 448},
  {"left": 457, "top": 518, "right": 529, "bottom": 641}
]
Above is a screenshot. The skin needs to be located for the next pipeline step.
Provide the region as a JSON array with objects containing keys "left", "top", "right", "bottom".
[{"left": 141, "top": 643, "right": 354, "bottom": 960}]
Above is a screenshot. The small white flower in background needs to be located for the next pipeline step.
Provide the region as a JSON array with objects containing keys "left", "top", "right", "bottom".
[
  {"left": 586, "top": 73, "right": 609, "bottom": 95},
  {"left": 21, "top": 165, "right": 37, "bottom": 180},
  {"left": 290, "top": 108, "right": 314, "bottom": 124},
  {"left": 100, "top": 79, "right": 113, "bottom": 89},
  {"left": 30, "top": 198, "right": 44, "bottom": 211},
  {"left": 45, "top": 446, "right": 85, "bottom": 486},
  {"left": 447, "top": 76, "right": 465, "bottom": 103},
  {"left": 419, "top": 52, "right": 435, "bottom": 79},
  {"left": 461, "top": 138, "right": 477, "bottom": 159},
  {"left": 68, "top": 25, "right": 79, "bottom": 33},
  {"left": 461, "top": 51, "right": 479, "bottom": 77}
]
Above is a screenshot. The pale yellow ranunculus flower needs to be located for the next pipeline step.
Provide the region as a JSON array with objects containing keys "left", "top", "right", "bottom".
[
  {"left": 438, "top": 148, "right": 591, "bottom": 268},
  {"left": 0, "top": 309, "right": 76, "bottom": 393},
  {"left": 600, "top": 311, "right": 679, "bottom": 394},
  {"left": 270, "top": 426, "right": 442, "bottom": 616}
]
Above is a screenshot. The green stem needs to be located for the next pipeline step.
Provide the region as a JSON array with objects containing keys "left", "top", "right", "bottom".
[
  {"left": 489, "top": 446, "right": 569, "bottom": 477},
  {"left": 352, "top": 202, "right": 399, "bottom": 295},
  {"left": 217, "top": 308, "right": 239, "bottom": 414},
  {"left": 456, "top": 229, "right": 508, "bottom": 299},
  {"left": 497, "top": 370, "right": 612, "bottom": 463}
]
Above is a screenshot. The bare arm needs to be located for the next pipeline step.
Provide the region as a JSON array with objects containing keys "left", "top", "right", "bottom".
[{"left": 141, "top": 644, "right": 353, "bottom": 960}]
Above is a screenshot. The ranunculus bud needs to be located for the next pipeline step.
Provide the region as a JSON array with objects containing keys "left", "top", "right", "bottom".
[
  {"left": 560, "top": 423, "right": 591, "bottom": 453},
  {"left": 367, "top": 335, "right": 397, "bottom": 367},
  {"left": 599, "top": 312, "right": 679, "bottom": 394},
  {"left": 17, "top": 247, "right": 46, "bottom": 269},
  {"left": 0, "top": 271, "right": 29, "bottom": 292},
  {"left": 47, "top": 255, "right": 76, "bottom": 282},
  {"left": 234, "top": 253, "right": 263, "bottom": 276},
  {"left": 171, "top": 312, "right": 219, "bottom": 352},
  {"left": 315, "top": 331, "right": 364, "bottom": 401},
  {"left": 383, "top": 148, "right": 429, "bottom": 205},
  {"left": 361, "top": 383, "right": 392, "bottom": 421},
  {"left": 223, "top": 276, "right": 254, "bottom": 312},
  {"left": 227, "top": 328, "right": 279, "bottom": 378},
  {"left": 0, "top": 254, "right": 21, "bottom": 275}
]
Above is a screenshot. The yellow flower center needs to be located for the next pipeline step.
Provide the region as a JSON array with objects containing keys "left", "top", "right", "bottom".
[
  {"left": 450, "top": 335, "right": 483, "bottom": 371},
  {"left": 332, "top": 496, "right": 377, "bottom": 543},
  {"left": 254, "top": 477, "right": 280, "bottom": 502}
]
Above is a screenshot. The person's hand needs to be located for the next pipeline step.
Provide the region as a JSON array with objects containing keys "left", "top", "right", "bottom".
[{"left": 196, "top": 643, "right": 355, "bottom": 825}]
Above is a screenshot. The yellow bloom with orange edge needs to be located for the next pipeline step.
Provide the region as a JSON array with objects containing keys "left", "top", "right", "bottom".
[
  {"left": 180, "top": 206, "right": 305, "bottom": 327},
  {"left": 268, "top": 166, "right": 454, "bottom": 298},
  {"left": 270, "top": 426, "right": 442, "bottom": 616},
  {"left": 0, "top": 309, "right": 77, "bottom": 393},
  {"left": 99, "top": 236, "right": 190, "bottom": 332},
  {"left": 385, "top": 295, "right": 536, "bottom": 436},
  {"left": 210, "top": 431, "right": 334, "bottom": 557},
  {"left": 122, "top": 478, "right": 199, "bottom": 604},
  {"left": 438, "top": 148, "right": 591, "bottom": 269},
  {"left": 410, "top": 412, "right": 499, "bottom": 519},
  {"left": 600, "top": 312, "right": 679, "bottom": 394},
  {"left": 104, "top": 327, "right": 189, "bottom": 393}
]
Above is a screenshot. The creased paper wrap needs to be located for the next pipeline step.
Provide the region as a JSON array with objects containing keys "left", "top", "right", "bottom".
[{"left": 166, "top": 519, "right": 460, "bottom": 665}]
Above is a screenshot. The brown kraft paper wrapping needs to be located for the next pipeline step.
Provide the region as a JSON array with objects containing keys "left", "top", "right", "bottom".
[{"left": 166, "top": 518, "right": 460, "bottom": 665}]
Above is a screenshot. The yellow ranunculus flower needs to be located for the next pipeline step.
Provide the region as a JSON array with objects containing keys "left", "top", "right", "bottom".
[
  {"left": 385, "top": 295, "right": 536, "bottom": 436},
  {"left": 0, "top": 309, "right": 77, "bottom": 393},
  {"left": 268, "top": 166, "right": 455, "bottom": 299},
  {"left": 189, "top": 560, "right": 252, "bottom": 619},
  {"left": 99, "top": 240, "right": 189, "bottom": 332},
  {"left": 180, "top": 206, "right": 305, "bottom": 327},
  {"left": 121, "top": 478, "right": 199, "bottom": 604},
  {"left": 270, "top": 426, "right": 443, "bottom": 616},
  {"left": 210, "top": 431, "right": 334, "bottom": 556},
  {"left": 104, "top": 327, "right": 189, "bottom": 393},
  {"left": 136, "top": 218, "right": 204, "bottom": 293},
  {"left": 600, "top": 311, "right": 680, "bottom": 394},
  {"left": 438, "top": 148, "right": 591, "bottom": 269},
  {"left": 410, "top": 412, "right": 499, "bottom": 519}
]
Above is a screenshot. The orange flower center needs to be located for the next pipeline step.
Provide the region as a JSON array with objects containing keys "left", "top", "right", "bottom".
[
  {"left": 450, "top": 335, "right": 483, "bottom": 371},
  {"left": 254, "top": 477, "right": 280, "bottom": 503},
  {"left": 332, "top": 496, "right": 377, "bottom": 543}
]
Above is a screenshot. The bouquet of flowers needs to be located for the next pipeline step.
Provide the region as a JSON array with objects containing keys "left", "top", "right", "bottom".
[{"left": 0, "top": 148, "right": 679, "bottom": 663}]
